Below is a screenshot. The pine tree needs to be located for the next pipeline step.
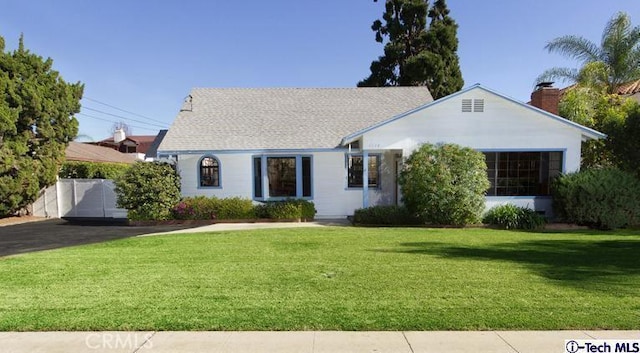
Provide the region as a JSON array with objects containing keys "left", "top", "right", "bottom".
[
  {"left": 422, "top": 0, "right": 464, "bottom": 98},
  {"left": 0, "top": 34, "right": 83, "bottom": 216},
  {"left": 358, "top": 0, "right": 464, "bottom": 99}
]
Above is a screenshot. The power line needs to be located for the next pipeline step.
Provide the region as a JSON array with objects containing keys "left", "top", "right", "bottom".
[
  {"left": 83, "top": 96, "right": 169, "bottom": 125},
  {"left": 77, "top": 113, "right": 162, "bottom": 133},
  {"left": 82, "top": 107, "right": 169, "bottom": 128}
]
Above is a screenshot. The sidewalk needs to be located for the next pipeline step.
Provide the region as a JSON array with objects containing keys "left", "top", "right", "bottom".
[
  {"left": 2, "top": 330, "right": 639, "bottom": 353},
  {"left": 141, "top": 219, "right": 351, "bottom": 237}
]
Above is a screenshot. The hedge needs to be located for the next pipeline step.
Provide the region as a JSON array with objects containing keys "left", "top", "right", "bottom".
[
  {"left": 172, "top": 197, "right": 317, "bottom": 221},
  {"left": 59, "top": 161, "right": 131, "bottom": 179},
  {"left": 172, "top": 196, "right": 255, "bottom": 220},
  {"left": 352, "top": 205, "right": 419, "bottom": 225},
  {"left": 551, "top": 168, "right": 640, "bottom": 229}
]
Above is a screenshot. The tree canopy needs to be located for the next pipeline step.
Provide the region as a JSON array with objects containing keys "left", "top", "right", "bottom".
[
  {"left": 540, "top": 12, "right": 640, "bottom": 172},
  {"left": 358, "top": 0, "right": 463, "bottom": 99},
  {"left": 537, "top": 12, "right": 640, "bottom": 93},
  {"left": 0, "top": 35, "right": 83, "bottom": 216}
]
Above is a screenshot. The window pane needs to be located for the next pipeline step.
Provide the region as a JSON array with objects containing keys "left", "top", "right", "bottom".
[
  {"left": 348, "top": 155, "right": 379, "bottom": 188},
  {"left": 368, "top": 156, "right": 378, "bottom": 187},
  {"left": 267, "top": 157, "right": 296, "bottom": 197},
  {"left": 483, "top": 152, "right": 496, "bottom": 196},
  {"left": 348, "top": 156, "right": 364, "bottom": 187},
  {"left": 200, "top": 157, "right": 219, "bottom": 187},
  {"left": 302, "top": 157, "right": 312, "bottom": 197},
  {"left": 253, "top": 157, "right": 262, "bottom": 198}
]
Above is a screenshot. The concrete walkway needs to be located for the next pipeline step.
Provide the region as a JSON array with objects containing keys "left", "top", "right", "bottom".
[
  {"left": 141, "top": 219, "right": 351, "bottom": 236},
  {"left": 2, "top": 330, "right": 638, "bottom": 352}
]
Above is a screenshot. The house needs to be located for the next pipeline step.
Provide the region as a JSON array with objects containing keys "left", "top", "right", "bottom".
[
  {"left": 559, "top": 78, "right": 640, "bottom": 104},
  {"left": 91, "top": 131, "right": 158, "bottom": 156},
  {"left": 66, "top": 141, "right": 137, "bottom": 164},
  {"left": 616, "top": 78, "right": 640, "bottom": 102},
  {"left": 157, "top": 84, "right": 605, "bottom": 219}
]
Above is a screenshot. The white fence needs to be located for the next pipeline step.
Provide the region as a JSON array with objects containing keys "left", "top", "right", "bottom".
[{"left": 32, "top": 179, "right": 127, "bottom": 219}]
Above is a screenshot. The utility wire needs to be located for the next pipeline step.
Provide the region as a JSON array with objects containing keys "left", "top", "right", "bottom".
[
  {"left": 77, "top": 113, "right": 162, "bottom": 132},
  {"left": 82, "top": 107, "right": 169, "bottom": 128},
  {"left": 83, "top": 96, "right": 169, "bottom": 125}
]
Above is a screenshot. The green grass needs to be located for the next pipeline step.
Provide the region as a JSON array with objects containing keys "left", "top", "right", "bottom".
[{"left": 1, "top": 227, "right": 639, "bottom": 331}]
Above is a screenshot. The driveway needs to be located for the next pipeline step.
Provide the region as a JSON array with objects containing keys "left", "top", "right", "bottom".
[{"left": 0, "top": 219, "right": 198, "bottom": 257}]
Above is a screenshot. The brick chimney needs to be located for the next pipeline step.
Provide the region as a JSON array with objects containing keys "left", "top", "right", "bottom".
[{"left": 530, "top": 82, "right": 560, "bottom": 115}]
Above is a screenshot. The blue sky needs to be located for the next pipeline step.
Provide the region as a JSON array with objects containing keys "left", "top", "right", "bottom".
[{"left": 1, "top": 1, "right": 640, "bottom": 141}]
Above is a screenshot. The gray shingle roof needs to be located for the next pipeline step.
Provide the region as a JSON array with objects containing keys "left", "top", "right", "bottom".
[{"left": 158, "top": 87, "right": 433, "bottom": 152}]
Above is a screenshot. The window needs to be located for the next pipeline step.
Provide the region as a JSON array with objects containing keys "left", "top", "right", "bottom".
[
  {"left": 484, "top": 151, "right": 562, "bottom": 196},
  {"left": 253, "top": 157, "right": 262, "bottom": 198},
  {"left": 347, "top": 155, "right": 380, "bottom": 188},
  {"left": 253, "top": 156, "right": 312, "bottom": 199},
  {"left": 268, "top": 157, "right": 296, "bottom": 197},
  {"left": 199, "top": 156, "right": 220, "bottom": 187}
]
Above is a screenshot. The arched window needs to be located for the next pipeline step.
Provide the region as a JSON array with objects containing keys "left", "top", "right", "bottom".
[{"left": 199, "top": 156, "right": 220, "bottom": 187}]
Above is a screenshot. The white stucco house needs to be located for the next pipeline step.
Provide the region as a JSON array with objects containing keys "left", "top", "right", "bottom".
[{"left": 157, "top": 83, "right": 605, "bottom": 219}]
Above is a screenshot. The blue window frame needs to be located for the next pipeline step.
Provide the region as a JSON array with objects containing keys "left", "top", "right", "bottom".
[
  {"left": 199, "top": 156, "right": 221, "bottom": 188},
  {"left": 253, "top": 155, "right": 312, "bottom": 200},
  {"left": 347, "top": 154, "right": 380, "bottom": 188}
]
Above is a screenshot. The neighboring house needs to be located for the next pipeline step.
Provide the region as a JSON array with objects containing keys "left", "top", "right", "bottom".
[
  {"left": 157, "top": 84, "right": 605, "bottom": 219},
  {"left": 91, "top": 132, "right": 158, "bottom": 156},
  {"left": 617, "top": 78, "right": 640, "bottom": 103},
  {"left": 66, "top": 141, "right": 137, "bottom": 164},
  {"left": 559, "top": 78, "right": 640, "bottom": 103}
]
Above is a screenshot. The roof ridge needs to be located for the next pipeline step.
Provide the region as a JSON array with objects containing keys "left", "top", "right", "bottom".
[{"left": 190, "top": 86, "right": 430, "bottom": 91}]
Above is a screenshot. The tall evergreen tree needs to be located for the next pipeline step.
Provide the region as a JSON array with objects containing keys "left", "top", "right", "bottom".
[
  {"left": 358, "top": 0, "right": 463, "bottom": 99},
  {"left": 0, "top": 35, "right": 83, "bottom": 216},
  {"left": 421, "top": 0, "right": 464, "bottom": 98}
]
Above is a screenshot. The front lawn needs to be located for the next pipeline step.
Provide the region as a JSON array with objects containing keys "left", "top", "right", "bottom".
[{"left": 0, "top": 227, "right": 639, "bottom": 330}]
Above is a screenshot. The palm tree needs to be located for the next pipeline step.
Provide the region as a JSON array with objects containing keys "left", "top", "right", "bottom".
[{"left": 537, "top": 12, "right": 640, "bottom": 93}]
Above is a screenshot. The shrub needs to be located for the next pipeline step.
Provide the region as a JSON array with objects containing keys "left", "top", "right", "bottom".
[
  {"left": 284, "top": 199, "right": 316, "bottom": 220},
  {"left": 483, "top": 204, "right": 546, "bottom": 230},
  {"left": 551, "top": 168, "right": 640, "bottom": 229},
  {"left": 353, "top": 205, "right": 418, "bottom": 225},
  {"left": 254, "top": 199, "right": 316, "bottom": 220},
  {"left": 215, "top": 197, "right": 256, "bottom": 219},
  {"left": 399, "top": 143, "right": 490, "bottom": 226},
  {"left": 59, "top": 161, "right": 131, "bottom": 179},
  {"left": 172, "top": 196, "right": 255, "bottom": 220},
  {"left": 114, "top": 161, "right": 181, "bottom": 221}
]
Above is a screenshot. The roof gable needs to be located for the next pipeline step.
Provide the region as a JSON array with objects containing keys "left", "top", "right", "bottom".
[
  {"left": 342, "top": 84, "right": 605, "bottom": 144},
  {"left": 158, "top": 87, "right": 433, "bottom": 152}
]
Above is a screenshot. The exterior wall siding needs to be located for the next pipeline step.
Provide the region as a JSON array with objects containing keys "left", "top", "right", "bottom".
[
  {"left": 177, "top": 151, "right": 389, "bottom": 218},
  {"left": 361, "top": 89, "right": 583, "bottom": 174}
]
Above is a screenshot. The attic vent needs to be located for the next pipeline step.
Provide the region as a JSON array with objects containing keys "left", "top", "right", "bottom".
[
  {"left": 461, "top": 99, "right": 472, "bottom": 112},
  {"left": 462, "top": 99, "right": 484, "bottom": 113},
  {"left": 473, "top": 99, "right": 484, "bottom": 112}
]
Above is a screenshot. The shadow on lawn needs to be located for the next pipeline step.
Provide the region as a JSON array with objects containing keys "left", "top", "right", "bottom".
[
  {"left": 0, "top": 219, "right": 199, "bottom": 257},
  {"left": 382, "top": 238, "right": 640, "bottom": 290}
]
